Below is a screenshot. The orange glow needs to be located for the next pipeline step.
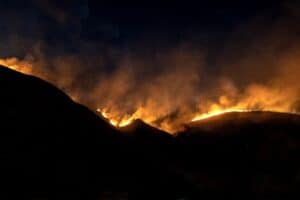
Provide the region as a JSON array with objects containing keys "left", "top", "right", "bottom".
[
  {"left": 97, "top": 108, "right": 135, "bottom": 127},
  {"left": 0, "top": 57, "right": 33, "bottom": 75},
  {"left": 1, "top": 56, "right": 299, "bottom": 134},
  {"left": 191, "top": 108, "right": 250, "bottom": 121}
]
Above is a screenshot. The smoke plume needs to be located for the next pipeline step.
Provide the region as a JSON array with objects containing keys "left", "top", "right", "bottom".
[{"left": 0, "top": 1, "right": 300, "bottom": 133}]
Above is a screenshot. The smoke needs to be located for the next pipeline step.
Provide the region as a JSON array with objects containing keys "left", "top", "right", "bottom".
[
  {"left": 0, "top": 1, "right": 300, "bottom": 133},
  {"left": 218, "top": 2, "right": 300, "bottom": 113}
]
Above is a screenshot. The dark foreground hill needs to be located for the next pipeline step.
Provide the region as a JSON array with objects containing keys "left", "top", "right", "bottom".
[
  {"left": 1, "top": 65, "right": 300, "bottom": 199},
  {"left": 0, "top": 66, "right": 190, "bottom": 199},
  {"left": 119, "top": 112, "right": 300, "bottom": 199},
  {"left": 174, "top": 111, "right": 300, "bottom": 199},
  {"left": 0, "top": 66, "right": 129, "bottom": 199}
]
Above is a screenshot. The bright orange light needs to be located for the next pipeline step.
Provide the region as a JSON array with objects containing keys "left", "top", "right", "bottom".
[
  {"left": 96, "top": 108, "right": 135, "bottom": 127},
  {"left": 0, "top": 57, "right": 33, "bottom": 75},
  {"left": 1, "top": 56, "right": 299, "bottom": 134},
  {"left": 191, "top": 108, "right": 249, "bottom": 121}
]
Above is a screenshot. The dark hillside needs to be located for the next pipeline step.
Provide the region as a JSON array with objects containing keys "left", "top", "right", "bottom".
[{"left": 1, "top": 65, "right": 300, "bottom": 199}]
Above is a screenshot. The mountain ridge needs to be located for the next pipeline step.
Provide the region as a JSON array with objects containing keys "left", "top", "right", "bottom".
[{"left": 1, "top": 65, "right": 300, "bottom": 199}]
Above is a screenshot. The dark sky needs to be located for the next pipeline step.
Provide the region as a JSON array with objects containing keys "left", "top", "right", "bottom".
[
  {"left": 0, "top": 0, "right": 284, "bottom": 50},
  {"left": 1, "top": 0, "right": 298, "bottom": 74}
]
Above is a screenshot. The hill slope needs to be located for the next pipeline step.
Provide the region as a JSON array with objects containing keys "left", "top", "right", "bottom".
[
  {"left": 0, "top": 66, "right": 134, "bottom": 199},
  {"left": 172, "top": 111, "right": 300, "bottom": 199},
  {"left": 1, "top": 65, "right": 300, "bottom": 199},
  {"left": 0, "top": 66, "right": 192, "bottom": 199}
]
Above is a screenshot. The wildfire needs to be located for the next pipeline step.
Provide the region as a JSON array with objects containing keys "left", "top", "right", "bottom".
[
  {"left": 0, "top": 57, "right": 33, "bottom": 75},
  {"left": 191, "top": 108, "right": 250, "bottom": 121},
  {"left": 0, "top": 56, "right": 299, "bottom": 134},
  {"left": 96, "top": 108, "right": 134, "bottom": 127},
  {"left": 97, "top": 107, "right": 253, "bottom": 132}
]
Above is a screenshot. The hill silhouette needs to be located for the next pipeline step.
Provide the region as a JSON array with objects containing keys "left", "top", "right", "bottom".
[
  {"left": 0, "top": 66, "right": 192, "bottom": 199},
  {"left": 0, "top": 66, "right": 132, "bottom": 199},
  {"left": 173, "top": 111, "right": 300, "bottom": 199},
  {"left": 185, "top": 111, "right": 300, "bottom": 135},
  {"left": 1, "top": 65, "right": 300, "bottom": 199}
]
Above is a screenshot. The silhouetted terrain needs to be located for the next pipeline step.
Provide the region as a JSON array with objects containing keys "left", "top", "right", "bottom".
[
  {"left": 1, "top": 65, "right": 300, "bottom": 199},
  {"left": 175, "top": 112, "right": 300, "bottom": 199},
  {"left": 0, "top": 66, "right": 190, "bottom": 199},
  {"left": 0, "top": 66, "right": 129, "bottom": 199}
]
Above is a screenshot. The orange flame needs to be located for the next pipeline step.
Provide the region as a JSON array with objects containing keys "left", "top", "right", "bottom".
[
  {"left": 191, "top": 109, "right": 250, "bottom": 121},
  {"left": 97, "top": 108, "right": 134, "bottom": 127},
  {"left": 0, "top": 57, "right": 33, "bottom": 75},
  {"left": 0, "top": 56, "right": 299, "bottom": 134}
]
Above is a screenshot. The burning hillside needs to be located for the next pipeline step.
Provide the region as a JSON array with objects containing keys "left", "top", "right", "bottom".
[
  {"left": 1, "top": 1, "right": 300, "bottom": 134},
  {"left": 0, "top": 53, "right": 299, "bottom": 134}
]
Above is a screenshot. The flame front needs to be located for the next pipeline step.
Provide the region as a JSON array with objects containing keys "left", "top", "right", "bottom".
[
  {"left": 97, "top": 108, "right": 134, "bottom": 127},
  {"left": 0, "top": 50, "right": 299, "bottom": 134},
  {"left": 0, "top": 57, "right": 34, "bottom": 75},
  {"left": 191, "top": 109, "right": 250, "bottom": 121}
]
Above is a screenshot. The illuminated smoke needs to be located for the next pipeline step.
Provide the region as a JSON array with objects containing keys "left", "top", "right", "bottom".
[{"left": 0, "top": 3, "right": 300, "bottom": 133}]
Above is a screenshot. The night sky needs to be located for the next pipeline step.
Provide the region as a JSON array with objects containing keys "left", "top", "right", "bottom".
[{"left": 0, "top": 0, "right": 286, "bottom": 56}]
